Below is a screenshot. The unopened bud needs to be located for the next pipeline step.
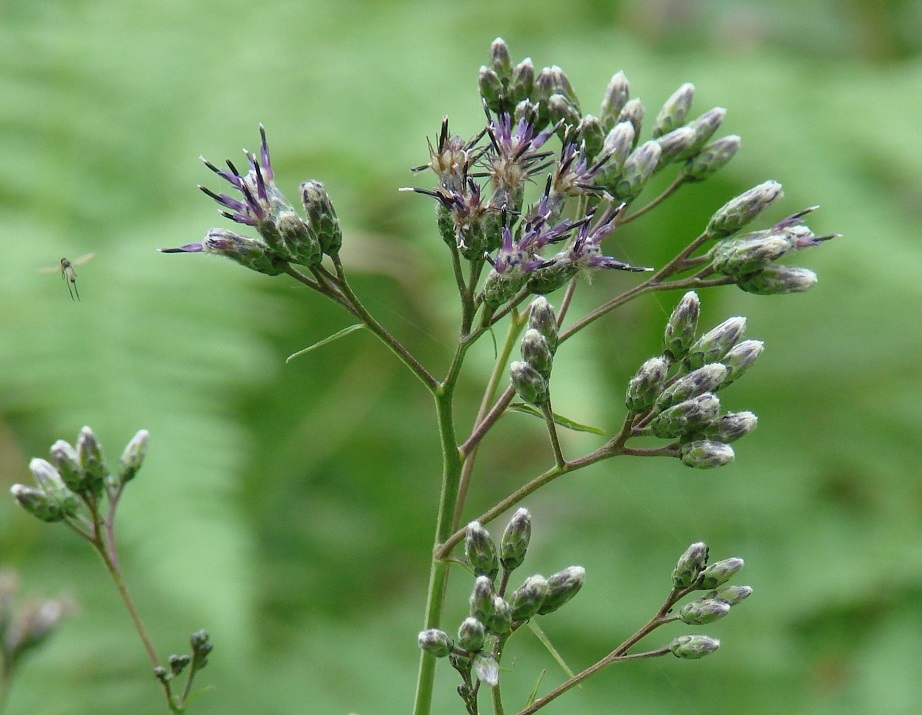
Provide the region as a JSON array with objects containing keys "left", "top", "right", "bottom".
[
  {"left": 527, "top": 297, "right": 558, "bottom": 355},
  {"left": 576, "top": 114, "right": 605, "bottom": 162},
  {"left": 48, "top": 440, "right": 84, "bottom": 493},
  {"left": 169, "top": 654, "right": 191, "bottom": 676},
  {"left": 510, "top": 360, "right": 549, "bottom": 406},
  {"left": 520, "top": 329, "right": 553, "bottom": 378},
  {"left": 653, "top": 364, "right": 729, "bottom": 413},
  {"left": 190, "top": 629, "right": 212, "bottom": 669},
  {"left": 117, "top": 430, "right": 149, "bottom": 485},
  {"left": 465, "top": 522, "right": 499, "bottom": 581},
  {"left": 738, "top": 265, "right": 818, "bottom": 295},
  {"left": 470, "top": 576, "right": 495, "bottom": 622},
  {"left": 510, "top": 574, "right": 549, "bottom": 622},
  {"left": 547, "top": 94, "right": 581, "bottom": 139},
  {"left": 681, "top": 135, "right": 740, "bottom": 182},
  {"left": 600, "top": 71, "right": 630, "bottom": 129},
  {"left": 535, "top": 66, "right": 579, "bottom": 110},
  {"left": 599, "top": 121, "right": 636, "bottom": 181},
  {"left": 625, "top": 357, "right": 669, "bottom": 412},
  {"left": 702, "top": 411, "right": 758, "bottom": 443},
  {"left": 655, "top": 127, "right": 698, "bottom": 167},
  {"left": 614, "top": 140, "right": 661, "bottom": 202},
  {"left": 482, "top": 268, "right": 528, "bottom": 306},
  {"left": 472, "top": 652, "right": 499, "bottom": 686},
  {"left": 685, "top": 317, "right": 746, "bottom": 370},
  {"left": 500, "top": 508, "right": 532, "bottom": 571},
  {"left": 706, "top": 181, "right": 783, "bottom": 239},
  {"left": 669, "top": 634, "right": 720, "bottom": 659},
  {"left": 509, "top": 59, "right": 535, "bottom": 105},
  {"left": 697, "top": 557, "right": 744, "bottom": 589},
  {"left": 663, "top": 291, "right": 700, "bottom": 362},
  {"left": 616, "top": 99, "right": 644, "bottom": 147},
  {"left": 537, "top": 566, "right": 585, "bottom": 615},
  {"left": 276, "top": 209, "right": 320, "bottom": 267},
  {"left": 652, "top": 83, "right": 695, "bottom": 138},
  {"left": 705, "top": 584, "right": 753, "bottom": 606},
  {"left": 300, "top": 180, "right": 342, "bottom": 256},
  {"left": 479, "top": 66, "right": 504, "bottom": 113},
  {"left": 457, "top": 617, "right": 486, "bottom": 652},
  {"left": 679, "top": 598, "right": 731, "bottom": 625},
  {"left": 680, "top": 439, "right": 735, "bottom": 468},
  {"left": 720, "top": 340, "right": 764, "bottom": 385},
  {"left": 10, "top": 484, "right": 71, "bottom": 523},
  {"left": 679, "top": 107, "right": 726, "bottom": 159},
  {"left": 418, "top": 628, "right": 454, "bottom": 658},
  {"left": 489, "top": 38, "right": 512, "bottom": 80},
  {"left": 486, "top": 596, "right": 512, "bottom": 635},
  {"left": 672, "top": 542, "right": 709, "bottom": 589},
  {"left": 76, "top": 427, "right": 108, "bottom": 496},
  {"left": 649, "top": 394, "right": 721, "bottom": 439},
  {"left": 711, "top": 234, "right": 791, "bottom": 276}
]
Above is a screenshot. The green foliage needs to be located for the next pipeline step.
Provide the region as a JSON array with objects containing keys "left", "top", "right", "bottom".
[{"left": 1, "top": 1, "right": 920, "bottom": 714}]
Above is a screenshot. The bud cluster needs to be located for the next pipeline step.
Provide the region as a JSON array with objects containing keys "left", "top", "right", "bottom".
[
  {"left": 509, "top": 296, "right": 558, "bottom": 406},
  {"left": 10, "top": 427, "right": 150, "bottom": 524},
  {"left": 418, "top": 509, "right": 585, "bottom": 697},
  {"left": 625, "top": 292, "right": 761, "bottom": 468},
  {"left": 708, "top": 205, "right": 838, "bottom": 295},
  {"left": 161, "top": 125, "right": 342, "bottom": 274},
  {"left": 665, "top": 542, "right": 752, "bottom": 659}
]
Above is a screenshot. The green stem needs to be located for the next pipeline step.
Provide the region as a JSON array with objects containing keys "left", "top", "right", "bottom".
[
  {"left": 540, "top": 402, "right": 566, "bottom": 468},
  {"left": 413, "top": 384, "right": 464, "bottom": 715}
]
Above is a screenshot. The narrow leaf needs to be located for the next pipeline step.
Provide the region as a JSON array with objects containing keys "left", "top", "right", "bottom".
[
  {"left": 508, "top": 403, "right": 605, "bottom": 435},
  {"left": 286, "top": 324, "right": 366, "bottom": 363},
  {"left": 527, "top": 620, "right": 579, "bottom": 688}
]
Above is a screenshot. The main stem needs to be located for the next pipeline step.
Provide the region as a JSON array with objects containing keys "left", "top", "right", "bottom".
[{"left": 413, "top": 382, "right": 463, "bottom": 715}]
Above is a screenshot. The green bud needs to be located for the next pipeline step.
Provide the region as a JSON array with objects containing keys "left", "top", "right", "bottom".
[
  {"left": 697, "top": 557, "right": 744, "bottom": 589},
  {"left": 479, "top": 66, "right": 504, "bottom": 113},
  {"left": 510, "top": 360, "right": 549, "bottom": 406},
  {"left": 418, "top": 628, "right": 454, "bottom": 658},
  {"left": 485, "top": 596, "right": 512, "bottom": 635},
  {"left": 169, "top": 654, "right": 191, "bottom": 676},
  {"left": 10, "top": 484, "right": 71, "bottom": 523},
  {"left": 509, "top": 59, "right": 535, "bottom": 105},
  {"left": 614, "top": 140, "right": 661, "bottom": 202},
  {"left": 654, "top": 127, "right": 698, "bottom": 168},
  {"left": 49, "top": 440, "right": 84, "bottom": 493},
  {"left": 520, "top": 329, "right": 553, "bottom": 378},
  {"left": 534, "top": 65, "right": 579, "bottom": 111},
  {"left": 153, "top": 666, "right": 169, "bottom": 683},
  {"left": 187, "top": 228, "right": 286, "bottom": 276},
  {"left": 470, "top": 576, "right": 495, "bottom": 622},
  {"left": 576, "top": 114, "right": 605, "bottom": 163},
  {"left": 500, "top": 508, "right": 532, "bottom": 571},
  {"left": 76, "top": 427, "right": 108, "bottom": 496},
  {"left": 663, "top": 291, "right": 700, "bottom": 362},
  {"left": 706, "top": 181, "right": 784, "bottom": 239},
  {"left": 117, "top": 430, "right": 149, "bottom": 485},
  {"left": 300, "top": 180, "right": 342, "bottom": 256},
  {"left": 625, "top": 357, "right": 669, "bottom": 412},
  {"left": 599, "top": 121, "right": 636, "bottom": 183},
  {"left": 465, "top": 522, "right": 499, "bottom": 581},
  {"left": 276, "top": 209, "right": 321, "bottom": 267},
  {"left": 652, "top": 82, "right": 695, "bottom": 138},
  {"left": 649, "top": 394, "right": 721, "bottom": 439},
  {"left": 527, "top": 297, "right": 558, "bottom": 355},
  {"left": 724, "top": 341, "right": 766, "bottom": 377},
  {"left": 537, "top": 566, "right": 585, "bottom": 615},
  {"left": 702, "top": 411, "right": 758, "bottom": 443},
  {"left": 685, "top": 317, "right": 746, "bottom": 370},
  {"left": 548, "top": 94, "right": 581, "bottom": 140},
  {"left": 472, "top": 652, "right": 499, "bottom": 686},
  {"left": 600, "top": 71, "right": 630, "bottom": 130},
  {"left": 680, "top": 439, "right": 735, "bottom": 468},
  {"left": 457, "top": 617, "right": 486, "bottom": 652},
  {"left": 653, "top": 364, "right": 729, "bottom": 413},
  {"left": 28, "top": 459, "right": 79, "bottom": 516},
  {"left": 528, "top": 255, "right": 578, "bottom": 296},
  {"left": 190, "top": 629, "right": 212, "bottom": 669},
  {"left": 489, "top": 38, "right": 512, "bottom": 81},
  {"left": 669, "top": 634, "right": 720, "bottom": 659},
  {"left": 510, "top": 574, "right": 549, "bottom": 622},
  {"left": 672, "top": 541, "right": 709, "bottom": 589},
  {"left": 680, "top": 135, "right": 741, "bottom": 182},
  {"left": 679, "top": 107, "right": 726, "bottom": 159},
  {"left": 711, "top": 234, "right": 792, "bottom": 276},
  {"left": 482, "top": 268, "right": 528, "bottom": 306},
  {"left": 738, "top": 265, "right": 818, "bottom": 295},
  {"left": 705, "top": 584, "right": 753, "bottom": 606},
  {"left": 679, "top": 597, "right": 732, "bottom": 625},
  {"left": 616, "top": 98, "right": 644, "bottom": 147}
]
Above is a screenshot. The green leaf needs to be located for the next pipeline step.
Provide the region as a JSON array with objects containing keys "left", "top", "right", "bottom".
[
  {"left": 507, "top": 403, "right": 605, "bottom": 435},
  {"left": 285, "top": 324, "right": 366, "bottom": 363},
  {"left": 526, "top": 620, "right": 579, "bottom": 687}
]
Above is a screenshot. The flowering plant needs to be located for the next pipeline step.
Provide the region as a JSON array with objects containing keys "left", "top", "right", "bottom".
[{"left": 9, "top": 38, "right": 836, "bottom": 715}]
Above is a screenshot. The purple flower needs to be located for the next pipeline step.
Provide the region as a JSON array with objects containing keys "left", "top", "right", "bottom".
[{"left": 565, "top": 204, "right": 651, "bottom": 272}]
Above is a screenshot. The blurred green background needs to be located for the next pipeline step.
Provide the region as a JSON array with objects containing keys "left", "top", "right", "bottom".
[{"left": 1, "top": 0, "right": 920, "bottom": 713}]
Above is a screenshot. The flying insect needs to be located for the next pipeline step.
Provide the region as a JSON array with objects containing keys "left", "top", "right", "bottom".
[{"left": 39, "top": 253, "right": 95, "bottom": 301}]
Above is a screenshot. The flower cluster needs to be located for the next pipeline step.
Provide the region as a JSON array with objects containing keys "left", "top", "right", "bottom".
[
  {"left": 160, "top": 126, "right": 342, "bottom": 274},
  {"left": 418, "top": 510, "right": 584, "bottom": 705},
  {"left": 625, "top": 292, "right": 762, "bottom": 468}
]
